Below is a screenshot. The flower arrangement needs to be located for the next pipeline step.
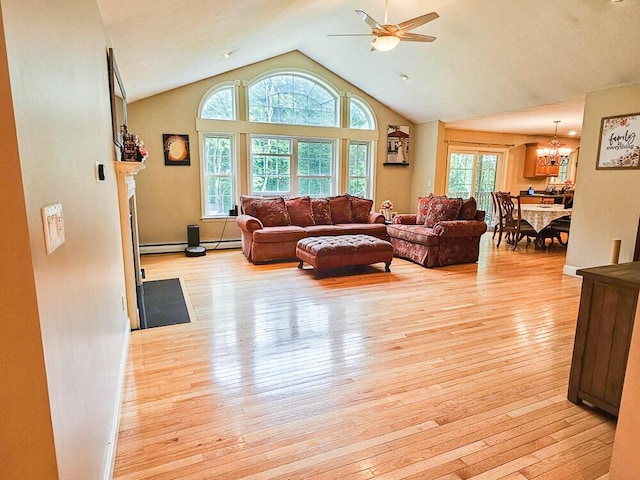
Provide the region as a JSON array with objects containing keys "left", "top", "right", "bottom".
[{"left": 380, "top": 199, "right": 393, "bottom": 209}]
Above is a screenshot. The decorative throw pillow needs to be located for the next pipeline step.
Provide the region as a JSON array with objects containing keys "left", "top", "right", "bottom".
[
  {"left": 328, "top": 195, "right": 353, "bottom": 224},
  {"left": 458, "top": 197, "right": 477, "bottom": 220},
  {"left": 240, "top": 195, "right": 264, "bottom": 217},
  {"left": 416, "top": 194, "right": 447, "bottom": 225},
  {"left": 423, "top": 197, "right": 463, "bottom": 227},
  {"left": 250, "top": 197, "right": 291, "bottom": 227},
  {"left": 348, "top": 194, "right": 373, "bottom": 223},
  {"left": 310, "top": 198, "right": 332, "bottom": 225},
  {"left": 285, "top": 196, "right": 315, "bottom": 227}
]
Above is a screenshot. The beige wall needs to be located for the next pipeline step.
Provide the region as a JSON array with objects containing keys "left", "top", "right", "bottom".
[
  {"left": 565, "top": 83, "right": 640, "bottom": 271},
  {"left": 127, "top": 51, "right": 415, "bottom": 246},
  {"left": 583, "top": 83, "right": 640, "bottom": 479},
  {"left": 0, "top": 0, "right": 129, "bottom": 478}
]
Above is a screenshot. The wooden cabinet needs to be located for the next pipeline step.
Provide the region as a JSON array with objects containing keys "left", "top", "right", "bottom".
[
  {"left": 568, "top": 262, "right": 640, "bottom": 416},
  {"left": 523, "top": 143, "right": 560, "bottom": 177}
]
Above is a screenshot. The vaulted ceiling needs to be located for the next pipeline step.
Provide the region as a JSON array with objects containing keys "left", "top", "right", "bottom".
[{"left": 97, "top": 0, "right": 640, "bottom": 137}]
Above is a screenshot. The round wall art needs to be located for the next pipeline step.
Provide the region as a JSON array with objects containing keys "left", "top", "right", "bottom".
[{"left": 163, "top": 134, "right": 190, "bottom": 165}]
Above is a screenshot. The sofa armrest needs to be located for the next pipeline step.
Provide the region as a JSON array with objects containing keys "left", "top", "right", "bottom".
[
  {"left": 368, "top": 212, "right": 385, "bottom": 224},
  {"left": 236, "top": 214, "right": 263, "bottom": 233},
  {"left": 393, "top": 214, "right": 417, "bottom": 225},
  {"left": 432, "top": 220, "right": 488, "bottom": 237}
]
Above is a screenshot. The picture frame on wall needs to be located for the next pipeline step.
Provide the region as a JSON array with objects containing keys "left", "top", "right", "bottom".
[
  {"left": 596, "top": 113, "right": 640, "bottom": 169},
  {"left": 386, "top": 125, "right": 410, "bottom": 164},
  {"left": 163, "top": 134, "right": 190, "bottom": 166}
]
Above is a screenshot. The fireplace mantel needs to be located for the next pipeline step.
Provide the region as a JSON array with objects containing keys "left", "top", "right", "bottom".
[{"left": 114, "top": 160, "right": 145, "bottom": 329}]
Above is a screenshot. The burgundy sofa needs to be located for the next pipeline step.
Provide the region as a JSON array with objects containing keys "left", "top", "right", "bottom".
[
  {"left": 236, "top": 194, "right": 389, "bottom": 263},
  {"left": 386, "top": 195, "right": 487, "bottom": 267}
]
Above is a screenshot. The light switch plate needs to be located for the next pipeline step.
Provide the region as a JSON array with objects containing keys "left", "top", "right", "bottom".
[{"left": 41, "top": 203, "right": 65, "bottom": 255}]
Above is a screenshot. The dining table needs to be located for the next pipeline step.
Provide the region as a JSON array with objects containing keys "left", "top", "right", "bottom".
[{"left": 517, "top": 203, "right": 572, "bottom": 249}]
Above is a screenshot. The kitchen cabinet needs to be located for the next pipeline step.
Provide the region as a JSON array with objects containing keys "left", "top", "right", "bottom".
[{"left": 523, "top": 143, "right": 560, "bottom": 177}]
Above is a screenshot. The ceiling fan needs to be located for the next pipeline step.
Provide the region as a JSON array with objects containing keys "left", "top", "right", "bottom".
[{"left": 329, "top": 0, "right": 439, "bottom": 52}]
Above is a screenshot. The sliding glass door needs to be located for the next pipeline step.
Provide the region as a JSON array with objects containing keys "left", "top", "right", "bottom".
[{"left": 446, "top": 149, "right": 502, "bottom": 224}]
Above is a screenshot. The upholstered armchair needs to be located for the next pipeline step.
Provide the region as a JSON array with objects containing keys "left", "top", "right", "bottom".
[{"left": 386, "top": 195, "right": 487, "bottom": 267}]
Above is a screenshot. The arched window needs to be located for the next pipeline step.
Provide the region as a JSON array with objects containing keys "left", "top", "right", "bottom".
[
  {"left": 349, "top": 97, "right": 375, "bottom": 130},
  {"left": 200, "top": 84, "right": 236, "bottom": 120},
  {"left": 248, "top": 72, "right": 338, "bottom": 127}
]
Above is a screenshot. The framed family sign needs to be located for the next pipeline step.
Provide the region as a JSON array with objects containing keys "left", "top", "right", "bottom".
[{"left": 596, "top": 113, "right": 640, "bottom": 170}]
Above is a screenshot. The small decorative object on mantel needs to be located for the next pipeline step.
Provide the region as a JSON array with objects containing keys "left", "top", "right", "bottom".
[
  {"left": 380, "top": 199, "right": 394, "bottom": 221},
  {"left": 596, "top": 112, "right": 640, "bottom": 170},
  {"left": 121, "top": 125, "right": 149, "bottom": 162},
  {"left": 163, "top": 134, "right": 190, "bottom": 166}
]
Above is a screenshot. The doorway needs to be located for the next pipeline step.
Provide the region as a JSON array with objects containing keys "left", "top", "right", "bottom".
[{"left": 446, "top": 148, "right": 504, "bottom": 225}]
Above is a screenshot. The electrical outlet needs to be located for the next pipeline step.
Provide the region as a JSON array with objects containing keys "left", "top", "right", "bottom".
[{"left": 41, "top": 203, "right": 65, "bottom": 255}]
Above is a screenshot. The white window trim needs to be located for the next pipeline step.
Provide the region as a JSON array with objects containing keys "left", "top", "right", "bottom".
[
  {"left": 348, "top": 140, "right": 374, "bottom": 199},
  {"left": 199, "top": 132, "right": 239, "bottom": 219}
]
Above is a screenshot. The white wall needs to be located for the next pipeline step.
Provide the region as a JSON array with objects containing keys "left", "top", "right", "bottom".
[{"left": 0, "top": 0, "right": 129, "bottom": 478}]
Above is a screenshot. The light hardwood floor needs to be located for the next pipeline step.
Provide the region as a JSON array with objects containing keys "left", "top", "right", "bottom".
[{"left": 114, "top": 234, "right": 615, "bottom": 479}]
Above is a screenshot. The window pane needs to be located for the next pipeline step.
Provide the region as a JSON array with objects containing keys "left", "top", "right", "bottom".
[
  {"left": 201, "top": 86, "right": 235, "bottom": 120},
  {"left": 348, "top": 142, "right": 370, "bottom": 198},
  {"left": 349, "top": 98, "right": 375, "bottom": 130},
  {"left": 204, "top": 137, "right": 231, "bottom": 175},
  {"left": 206, "top": 177, "right": 232, "bottom": 216},
  {"left": 299, "top": 178, "right": 331, "bottom": 198},
  {"left": 249, "top": 73, "right": 338, "bottom": 126},
  {"left": 348, "top": 178, "right": 366, "bottom": 198}
]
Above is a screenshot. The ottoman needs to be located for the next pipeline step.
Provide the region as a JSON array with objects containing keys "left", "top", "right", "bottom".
[{"left": 296, "top": 234, "right": 393, "bottom": 274}]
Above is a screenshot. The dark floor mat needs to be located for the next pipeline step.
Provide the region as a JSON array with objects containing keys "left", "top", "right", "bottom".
[{"left": 141, "top": 278, "right": 191, "bottom": 329}]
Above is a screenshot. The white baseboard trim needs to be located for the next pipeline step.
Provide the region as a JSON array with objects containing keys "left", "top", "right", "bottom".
[
  {"left": 140, "top": 240, "right": 241, "bottom": 255},
  {"left": 563, "top": 264, "right": 580, "bottom": 277},
  {"left": 102, "top": 321, "right": 130, "bottom": 480}
]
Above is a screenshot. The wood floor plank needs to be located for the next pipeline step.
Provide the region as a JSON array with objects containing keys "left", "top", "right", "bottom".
[{"left": 113, "top": 235, "right": 615, "bottom": 479}]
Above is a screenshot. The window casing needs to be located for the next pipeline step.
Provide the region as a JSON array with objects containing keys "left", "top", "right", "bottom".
[{"left": 201, "top": 134, "right": 235, "bottom": 216}]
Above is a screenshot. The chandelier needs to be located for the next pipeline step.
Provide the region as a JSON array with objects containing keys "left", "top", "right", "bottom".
[{"left": 537, "top": 121, "right": 572, "bottom": 166}]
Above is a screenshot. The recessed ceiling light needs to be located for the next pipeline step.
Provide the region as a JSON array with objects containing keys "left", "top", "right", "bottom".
[
  {"left": 223, "top": 52, "right": 232, "bottom": 58},
  {"left": 400, "top": 74, "right": 409, "bottom": 81},
  {"left": 569, "top": 130, "right": 577, "bottom": 136}
]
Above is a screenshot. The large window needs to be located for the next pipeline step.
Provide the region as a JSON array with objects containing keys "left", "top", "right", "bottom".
[
  {"left": 197, "top": 72, "right": 378, "bottom": 217},
  {"left": 250, "top": 136, "right": 336, "bottom": 197},
  {"left": 248, "top": 73, "right": 338, "bottom": 127},
  {"left": 202, "top": 134, "right": 235, "bottom": 216}
]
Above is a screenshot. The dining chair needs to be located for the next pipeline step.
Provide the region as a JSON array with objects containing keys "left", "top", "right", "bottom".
[
  {"left": 492, "top": 191, "right": 510, "bottom": 245},
  {"left": 496, "top": 193, "right": 537, "bottom": 250}
]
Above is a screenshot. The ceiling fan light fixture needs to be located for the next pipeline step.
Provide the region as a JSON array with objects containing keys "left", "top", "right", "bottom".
[{"left": 371, "top": 35, "right": 400, "bottom": 51}]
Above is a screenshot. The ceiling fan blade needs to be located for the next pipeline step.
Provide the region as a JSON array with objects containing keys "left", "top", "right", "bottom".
[
  {"left": 327, "top": 34, "right": 374, "bottom": 37},
  {"left": 396, "top": 12, "right": 439, "bottom": 33},
  {"left": 397, "top": 32, "right": 437, "bottom": 42},
  {"left": 356, "top": 10, "right": 384, "bottom": 31}
]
